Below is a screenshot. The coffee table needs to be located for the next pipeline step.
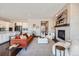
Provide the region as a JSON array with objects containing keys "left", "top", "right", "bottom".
[{"left": 38, "top": 37, "right": 48, "bottom": 44}]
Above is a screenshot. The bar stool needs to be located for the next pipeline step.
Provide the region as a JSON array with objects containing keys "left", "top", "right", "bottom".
[{"left": 55, "top": 45, "right": 65, "bottom": 56}]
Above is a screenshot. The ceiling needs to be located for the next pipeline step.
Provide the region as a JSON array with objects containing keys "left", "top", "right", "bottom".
[{"left": 0, "top": 3, "right": 66, "bottom": 21}]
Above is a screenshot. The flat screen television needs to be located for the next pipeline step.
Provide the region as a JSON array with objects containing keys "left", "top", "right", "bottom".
[{"left": 58, "top": 30, "right": 65, "bottom": 40}]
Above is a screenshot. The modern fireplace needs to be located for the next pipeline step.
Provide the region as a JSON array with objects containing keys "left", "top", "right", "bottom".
[{"left": 58, "top": 30, "right": 65, "bottom": 40}]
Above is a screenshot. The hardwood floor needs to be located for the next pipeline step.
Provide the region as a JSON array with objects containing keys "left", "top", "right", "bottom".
[
  {"left": 0, "top": 41, "right": 22, "bottom": 56},
  {"left": 0, "top": 42, "right": 9, "bottom": 56},
  {"left": 17, "top": 37, "right": 55, "bottom": 56}
]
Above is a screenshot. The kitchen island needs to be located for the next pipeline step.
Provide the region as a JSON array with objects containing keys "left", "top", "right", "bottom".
[{"left": 0, "top": 31, "right": 20, "bottom": 56}]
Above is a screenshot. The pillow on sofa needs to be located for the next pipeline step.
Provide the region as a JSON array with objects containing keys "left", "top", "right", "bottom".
[
  {"left": 11, "top": 36, "right": 15, "bottom": 39},
  {"left": 20, "top": 35, "right": 27, "bottom": 39}
]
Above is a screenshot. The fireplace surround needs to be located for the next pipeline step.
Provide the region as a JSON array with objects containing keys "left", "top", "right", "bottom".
[{"left": 55, "top": 27, "right": 70, "bottom": 42}]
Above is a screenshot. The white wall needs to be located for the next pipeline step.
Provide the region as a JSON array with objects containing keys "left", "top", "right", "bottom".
[
  {"left": 28, "top": 19, "right": 41, "bottom": 28},
  {"left": 70, "top": 4, "right": 79, "bottom": 56},
  {"left": 0, "top": 20, "right": 11, "bottom": 31}
]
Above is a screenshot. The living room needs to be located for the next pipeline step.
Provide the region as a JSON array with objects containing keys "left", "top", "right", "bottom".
[{"left": 0, "top": 3, "right": 79, "bottom": 56}]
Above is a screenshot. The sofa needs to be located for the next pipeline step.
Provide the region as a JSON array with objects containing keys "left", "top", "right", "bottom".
[{"left": 10, "top": 33, "right": 34, "bottom": 48}]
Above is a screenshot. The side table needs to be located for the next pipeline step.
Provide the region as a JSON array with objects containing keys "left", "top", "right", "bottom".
[{"left": 55, "top": 45, "right": 65, "bottom": 56}]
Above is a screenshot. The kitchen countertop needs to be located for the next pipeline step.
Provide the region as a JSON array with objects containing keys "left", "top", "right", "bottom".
[{"left": 0, "top": 31, "right": 20, "bottom": 45}]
